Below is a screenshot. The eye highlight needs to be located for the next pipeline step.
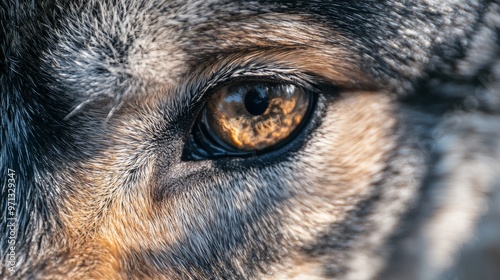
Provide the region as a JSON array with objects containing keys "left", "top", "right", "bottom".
[{"left": 184, "top": 80, "right": 315, "bottom": 159}]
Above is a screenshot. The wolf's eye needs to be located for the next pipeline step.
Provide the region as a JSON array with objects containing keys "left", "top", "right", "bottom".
[{"left": 185, "top": 81, "right": 314, "bottom": 159}]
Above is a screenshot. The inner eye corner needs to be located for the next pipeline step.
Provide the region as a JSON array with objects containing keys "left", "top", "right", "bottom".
[{"left": 184, "top": 79, "right": 317, "bottom": 160}]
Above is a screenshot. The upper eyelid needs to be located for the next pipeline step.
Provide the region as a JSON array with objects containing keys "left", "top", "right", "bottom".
[
  {"left": 188, "top": 67, "right": 321, "bottom": 106},
  {"left": 178, "top": 45, "right": 367, "bottom": 112},
  {"left": 185, "top": 50, "right": 368, "bottom": 105}
]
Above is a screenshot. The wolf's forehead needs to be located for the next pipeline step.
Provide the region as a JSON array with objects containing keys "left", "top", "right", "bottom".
[
  {"left": 42, "top": 0, "right": 480, "bottom": 111},
  {"left": 44, "top": 1, "right": 334, "bottom": 104}
]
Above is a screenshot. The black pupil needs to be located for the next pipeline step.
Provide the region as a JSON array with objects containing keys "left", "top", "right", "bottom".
[{"left": 244, "top": 88, "right": 269, "bottom": 116}]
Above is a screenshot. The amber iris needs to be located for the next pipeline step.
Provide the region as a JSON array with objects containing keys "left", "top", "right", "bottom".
[{"left": 201, "top": 81, "right": 310, "bottom": 151}]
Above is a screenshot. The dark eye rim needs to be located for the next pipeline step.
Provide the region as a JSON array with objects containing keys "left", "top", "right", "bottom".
[{"left": 182, "top": 78, "right": 320, "bottom": 161}]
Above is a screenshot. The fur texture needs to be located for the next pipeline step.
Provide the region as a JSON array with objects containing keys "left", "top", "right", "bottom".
[{"left": 1, "top": 0, "right": 499, "bottom": 279}]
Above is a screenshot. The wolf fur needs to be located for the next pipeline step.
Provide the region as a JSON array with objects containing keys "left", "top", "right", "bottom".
[{"left": 1, "top": 0, "right": 500, "bottom": 279}]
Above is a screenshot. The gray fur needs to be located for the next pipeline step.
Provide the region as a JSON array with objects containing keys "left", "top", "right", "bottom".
[{"left": 1, "top": 0, "right": 499, "bottom": 279}]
